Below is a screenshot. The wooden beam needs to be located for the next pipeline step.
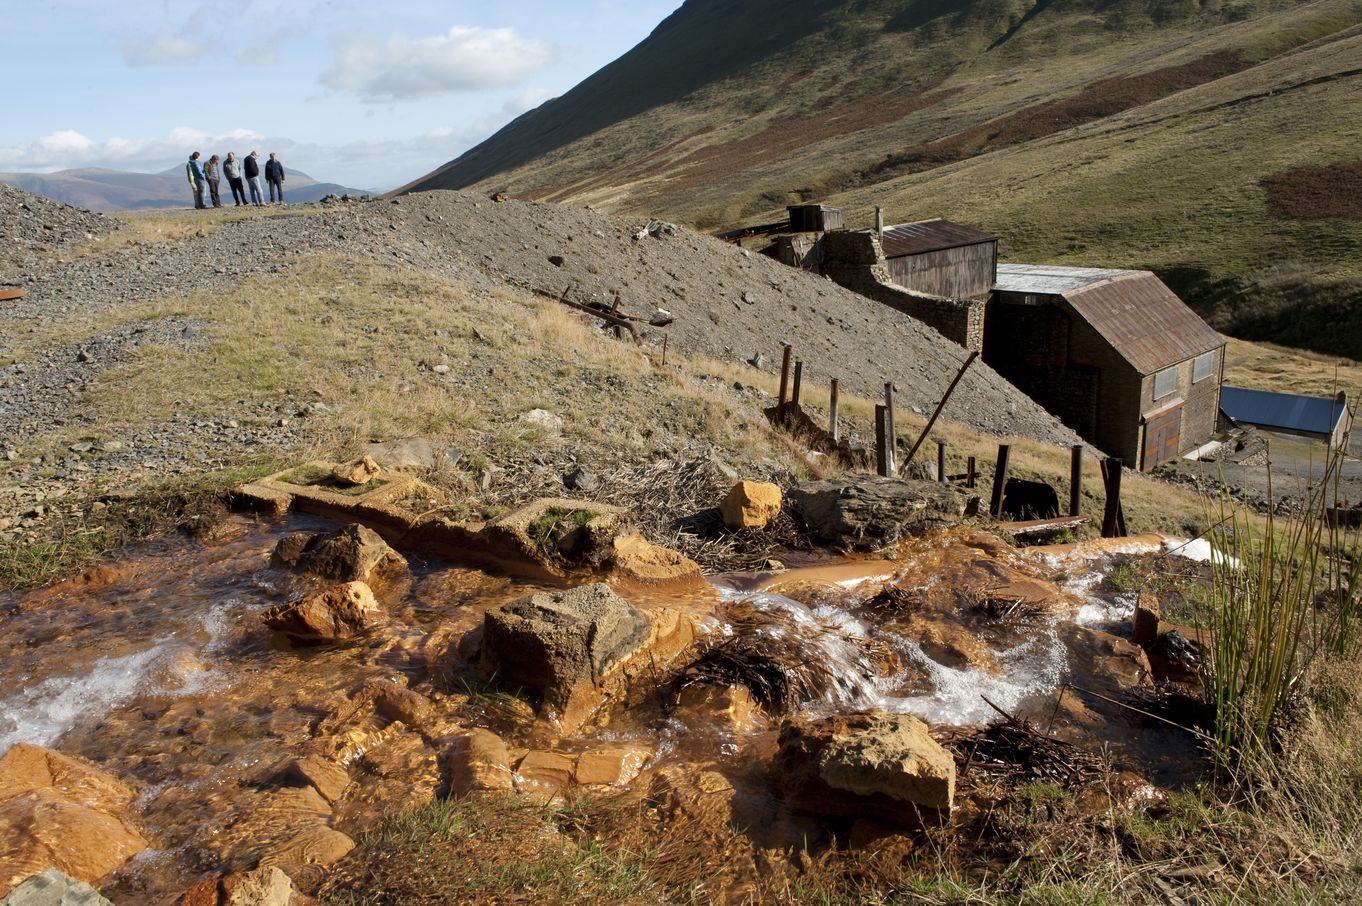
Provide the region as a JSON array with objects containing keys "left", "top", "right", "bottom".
[
  {"left": 937, "top": 441, "right": 947, "bottom": 484},
  {"left": 902, "top": 351, "right": 979, "bottom": 469},
  {"left": 0, "top": 287, "right": 24, "bottom": 302},
  {"left": 1001, "top": 515, "right": 1090, "bottom": 537},
  {"left": 792, "top": 359, "right": 804, "bottom": 408},
  {"left": 828, "top": 379, "right": 840, "bottom": 442},
  {"left": 875, "top": 405, "right": 890, "bottom": 478},
  {"left": 883, "top": 383, "right": 897, "bottom": 475}
]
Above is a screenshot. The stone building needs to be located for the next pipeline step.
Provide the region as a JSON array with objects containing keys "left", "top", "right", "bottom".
[{"left": 988, "top": 265, "right": 1226, "bottom": 470}]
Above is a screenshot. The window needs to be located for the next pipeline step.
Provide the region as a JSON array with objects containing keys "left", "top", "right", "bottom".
[
  {"left": 1192, "top": 350, "right": 1218, "bottom": 383},
  {"left": 1153, "top": 366, "right": 1179, "bottom": 400}
]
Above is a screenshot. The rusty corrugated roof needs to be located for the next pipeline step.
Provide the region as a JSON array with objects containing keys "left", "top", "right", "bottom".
[
  {"left": 880, "top": 218, "right": 997, "bottom": 258},
  {"left": 1067, "top": 273, "right": 1224, "bottom": 374}
]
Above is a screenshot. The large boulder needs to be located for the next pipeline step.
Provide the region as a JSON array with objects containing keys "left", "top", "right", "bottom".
[
  {"left": 0, "top": 869, "right": 113, "bottom": 906},
  {"left": 271, "top": 524, "right": 407, "bottom": 585},
  {"left": 481, "top": 584, "right": 652, "bottom": 725},
  {"left": 0, "top": 745, "right": 148, "bottom": 896},
  {"left": 788, "top": 476, "right": 968, "bottom": 549},
  {"left": 773, "top": 711, "right": 955, "bottom": 826},
  {"left": 261, "top": 582, "right": 381, "bottom": 643},
  {"left": 720, "top": 481, "right": 782, "bottom": 530}
]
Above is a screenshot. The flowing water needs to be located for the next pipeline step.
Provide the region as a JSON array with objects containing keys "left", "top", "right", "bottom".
[{"left": 0, "top": 516, "right": 1205, "bottom": 901}]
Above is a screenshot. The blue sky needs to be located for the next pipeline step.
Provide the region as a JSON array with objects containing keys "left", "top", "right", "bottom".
[{"left": 3, "top": 1, "right": 685, "bottom": 190}]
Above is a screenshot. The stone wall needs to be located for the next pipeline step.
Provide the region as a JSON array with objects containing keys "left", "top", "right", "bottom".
[{"left": 820, "top": 230, "right": 984, "bottom": 352}]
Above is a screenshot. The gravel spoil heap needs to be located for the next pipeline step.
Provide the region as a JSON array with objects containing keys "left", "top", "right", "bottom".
[{"left": 0, "top": 183, "right": 115, "bottom": 263}]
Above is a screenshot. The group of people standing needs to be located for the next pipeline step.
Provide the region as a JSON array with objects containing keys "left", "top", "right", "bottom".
[{"left": 186, "top": 150, "right": 286, "bottom": 209}]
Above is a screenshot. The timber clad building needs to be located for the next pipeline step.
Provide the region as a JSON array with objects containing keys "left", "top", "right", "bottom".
[
  {"left": 988, "top": 265, "right": 1226, "bottom": 471},
  {"left": 756, "top": 207, "right": 1228, "bottom": 470}
]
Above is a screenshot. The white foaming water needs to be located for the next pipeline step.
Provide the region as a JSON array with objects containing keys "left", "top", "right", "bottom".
[
  {"left": 719, "top": 588, "right": 887, "bottom": 708},
  {"left": 1164, "top": 537, "right": 1239, "bottom": 568},
  {"left": 880, "top": 625, "right": 1068, "bottom": 726},
  {"left": 1075, "top": 590, "right": 1138, "bottom": 628},
  {"left": 720, "top": 587, "right": 1070, "bottom": 725},
  {"left": 0, "top": 603, "right": 236, "bottom": 753}
]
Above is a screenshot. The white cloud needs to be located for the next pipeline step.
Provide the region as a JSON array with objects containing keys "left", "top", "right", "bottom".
[
  {"left": 0, "top": 127, "right": 264, "bottom": 172},
  {"left": 121, "top": 26, "right": 210, "bottom": 66},
  {"left": 236, "top": 41, "right": 280, "bottom": 67},
  {"left": 322, "top": 25, "right": 553, "bottom": 103}
]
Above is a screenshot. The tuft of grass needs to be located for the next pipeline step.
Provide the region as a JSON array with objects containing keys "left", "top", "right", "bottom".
[
  {"left": 528, "top": 506, "right": 600, "bottom": 553},
  {"left": 1204, "top": 439, "right": 1362, "bottom": 773}
]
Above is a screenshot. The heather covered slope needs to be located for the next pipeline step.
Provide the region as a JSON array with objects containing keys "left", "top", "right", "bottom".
[{"left": 402, "top": 0, "right": 1362, "bottom": 356}]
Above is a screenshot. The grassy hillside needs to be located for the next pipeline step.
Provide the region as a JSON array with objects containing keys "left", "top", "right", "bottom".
[{"left": 404, "top": 0, "right": 1362, "bottom": 357}]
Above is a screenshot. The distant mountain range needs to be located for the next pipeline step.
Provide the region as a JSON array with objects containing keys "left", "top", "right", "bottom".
[{"left": 0, "top": 166, "right": 373, "bottom": 212}]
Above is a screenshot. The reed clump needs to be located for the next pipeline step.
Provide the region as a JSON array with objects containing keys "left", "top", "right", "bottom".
[{"left": 1203, "top": 437, "right": 1362, "bottom": 774}]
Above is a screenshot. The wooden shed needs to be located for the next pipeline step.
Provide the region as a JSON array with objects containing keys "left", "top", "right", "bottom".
[
  {"left": 880, "top": 219, "right": 998, "bottom": 299},
  {"left": 787, "top": 204, "right": 844, "bottom": 233},
  {"left": 987, "top": 265, "right": 1226, "bottom": 470}
]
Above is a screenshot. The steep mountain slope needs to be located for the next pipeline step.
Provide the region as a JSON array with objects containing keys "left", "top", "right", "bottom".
[
  {"left": 403, "top": 0, "right": 1362, "bottom": 356},
  {"left": 0, "top": 167, "right": 372, "bottom": 212}
]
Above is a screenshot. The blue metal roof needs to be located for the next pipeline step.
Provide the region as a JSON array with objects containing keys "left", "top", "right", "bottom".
[{"left": 1220, "top": 386, "right": 1349, "bottom": 435}]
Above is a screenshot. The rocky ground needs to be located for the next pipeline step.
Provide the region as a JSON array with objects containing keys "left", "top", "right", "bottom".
[{"left": 0, "top": 186, "right": 1079, "bottom": 546}]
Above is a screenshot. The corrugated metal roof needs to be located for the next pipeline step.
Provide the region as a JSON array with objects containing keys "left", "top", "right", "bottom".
[
  {"left": 1220, "top": 386, "right": 1349, "bottom": 436},
  {"left": 994, "top": 265, "right": 1224, "bottom": 374},
  {"left": 994, "top": 263, "right": 1132, "bottom": 294},
  {"left": 880, "top": 218, "right": 997, "bottom": 258}
]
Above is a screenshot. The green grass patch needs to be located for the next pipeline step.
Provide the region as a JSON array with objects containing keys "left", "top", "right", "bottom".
[
  {"left": 529, "top": 506, "right": 600, "bottom": 553},
  {"left": 277, "top": 463, "right": 386, "bottom": 496}
]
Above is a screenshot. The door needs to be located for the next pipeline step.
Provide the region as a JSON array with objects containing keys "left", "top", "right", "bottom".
[{"left": 1142, "top": 405, "right": 1182, "bottom": 472}]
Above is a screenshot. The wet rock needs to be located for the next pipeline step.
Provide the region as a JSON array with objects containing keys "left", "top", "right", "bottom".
[
  {"left": 574, "top": 745, "right": 650, "bottom": 787},
  {"left": 481, "top": 583, "right": 652, "bottom": 722},
  {"left": 272, "top": 524, "right": 408, "bottom": 585},
  {"left": 174, "top": 866, "right": 294, "bottom": 906},
  {"left": 446, "top": 729, "right": 514, "bottom": 796},
  {"left": 1060, "top": 625, "right": 1151, "bottom": 692},
  {"left": 361, "top": 679, "right": 435, "bottom": 730},
  {"left": 720, "top": 480, "right": 782, "bottom": 530},
  {"left": 515, "top": 751, "right": 575, "bottom": 798},
  {"left": 479, "top": 498, "right": 628, "bottom": 576},
  {"left": 1132, "top": 592, "right": 1161, "bottom": 648},
  {"left": 607, "top": 533, "right": 704, "bottom": 587},
  {"left": 1147, "top": 629, "right": 1206, "bottom": 685},
  {"left": 774, "top": 711, "right": 955, "bottom": 826},
  {"left": 330, "top": 456, "right": 381, "bottom": 487},
  {"left": 261, "top": 581, "right": 381, "bottom": 643},
  {"left": 283, "top": 756, "right": 350, "bottom": 806},
  {"left": 789, "top": 475, "right": 967, "bottom": 549},
  {"left": 0, "top": 869, "right": 113, "bottom": 906},
  {"left": 0, "top": 745, "right": 148, "bottom": 896}
]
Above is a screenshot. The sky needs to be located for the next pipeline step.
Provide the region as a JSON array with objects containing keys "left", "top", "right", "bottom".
[{"left": 3, "top": 0, "right": 686, "bottom": 191}]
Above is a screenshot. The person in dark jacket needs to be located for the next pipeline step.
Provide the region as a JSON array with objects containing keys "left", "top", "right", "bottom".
[
  {"left": 204, "top": 154, "right": 222, "bottom": 207},
  {"left": 244, "top": 151, "right": 264, "bottom": 206},
  {"left": 223, "top": 152, "right": 247, "bottom": 206},
  {"left": 186, "top": 152, "right": 207, "bottom": 209},
  {"left": 264, "top": 153, "right": 285, "bottom": 205}
]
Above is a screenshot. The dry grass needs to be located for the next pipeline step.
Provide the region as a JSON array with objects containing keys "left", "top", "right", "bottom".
[{"left": 1222, "top": 337, "right": 1362, "bottom": 400}]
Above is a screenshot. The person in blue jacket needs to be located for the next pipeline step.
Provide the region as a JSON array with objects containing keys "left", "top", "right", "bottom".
[
  {"left": 244, "top": 151, "right": 265, "bottom": 206},
  {"left": 186, "top": 152, "right": 207, "bottom": 209}
]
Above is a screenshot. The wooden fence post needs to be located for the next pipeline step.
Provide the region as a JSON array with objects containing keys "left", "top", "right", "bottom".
[
  {"left": 875, "top": 405, "right": 891, "bottom": 477},
  {"left": 778, "top": 345, "right": 793, "bottom": 410},
  {"left": 990, "top": 444, "right": 1012, "bottom": 518},
  {"left": 1069, "top": 444, "right": 1083, "bottom": 517},
  {"left": 1101, "top": 458, "right": 1125, "bottom": 538},
  {"left": 883, "top": 383, "right": 897, "bottom": 475},
  {"left": 937, "top": 441, "right": 947, "bottom": 484},
  {"left": 966, "top": 456, "right": 977, "bottom": 489},
  {"left": 792, "top": 360, "right": 803, "bottom": 408},
  {"left": 829, "top": 379, "right": 840, "bottom": 442}
]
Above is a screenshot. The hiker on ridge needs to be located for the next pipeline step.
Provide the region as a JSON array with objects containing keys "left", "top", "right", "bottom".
[
  {"left": 204, "top": 154, "right": 222, "bottom": 208},
  {"left": 244, "top": 150, "right": 264, "bottom": 206},
  {"left": 265, "top": 152, "right": 285, "bottom": 205},
  {"left": 223, "top": 152, "right": 247, "bottom": 206},
  {"left": 186, "top": 152, "right": 207, "bottom": 209}
]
